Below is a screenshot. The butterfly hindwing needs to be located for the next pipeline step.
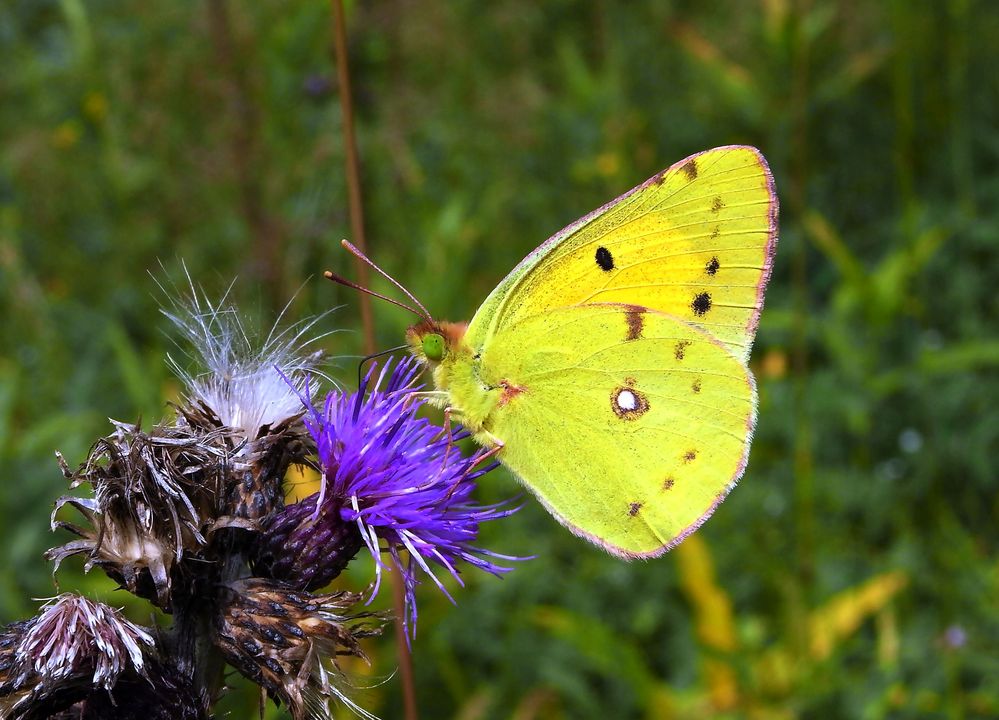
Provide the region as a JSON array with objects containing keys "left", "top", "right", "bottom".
[
  {"left": 475, "top": 303, "right": 756, "bottom": 557},
  {"left": 466, "top": 146, "right": 778, "bottom": 363}
]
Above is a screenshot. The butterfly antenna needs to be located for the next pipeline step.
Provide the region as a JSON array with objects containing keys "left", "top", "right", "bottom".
[
  {"left": 339, "top": 239, "right": 433, "bottom": 320},
  {"left": 324, "top": 270, "right": 430, "bottom": 321}
]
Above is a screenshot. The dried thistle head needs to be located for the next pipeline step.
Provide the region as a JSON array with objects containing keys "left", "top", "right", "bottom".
[
  {"left": 46, "top": 421, "right": 233, "bottom": 610},
  {"left": 0, "top": 595, "right": 161, "bottom": 719},
  {"left": 211, "top": 579, "right": 383, "bottom": 720},
  {"left": 161, "top": 278, "right": 326, "bottom": 445},
  {"left": 46, "top": 281, "right": 335, "bottom": 605},
  {"left": 0, "top": 621, "right": 30, "bottom": 702},
  {"left": 161, "top": 279, "right": 328, "bottom": 521}
]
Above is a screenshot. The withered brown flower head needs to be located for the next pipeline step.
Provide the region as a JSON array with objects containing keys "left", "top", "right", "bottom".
[
  {"left": 46, "top": 421, "right": 233, "bottom": 610},
  {"left": 0, "top": 595, "right": 159, "bottom": 719},
  {"left": 212, "top": 579, "right": 384, "bottom": 720},
  {"left": 46, "top": 289, "right": 329, "bottom": 610}
]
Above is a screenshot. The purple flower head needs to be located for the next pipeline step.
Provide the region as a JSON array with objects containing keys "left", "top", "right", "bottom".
[
  {"left": 943, "top": 624, "right": 967, "bottom": 650},
  {"left": 305, "top": 357, "right": 521, "bottom": 636}
]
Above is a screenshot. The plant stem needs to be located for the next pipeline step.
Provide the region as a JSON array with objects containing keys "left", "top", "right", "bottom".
[
  {"left": 332, "top": 0, "right": 376, "bottom": 354},
  {"left": 330, "top": 3, "right": 419, "bottom": 719}
]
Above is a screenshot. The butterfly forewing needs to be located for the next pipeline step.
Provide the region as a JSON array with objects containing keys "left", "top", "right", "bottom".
[{"left": 466, "top": 146, "right": 778, "bottom": 363}]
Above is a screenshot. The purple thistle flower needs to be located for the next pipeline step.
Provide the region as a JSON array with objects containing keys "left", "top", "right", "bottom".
[{"left": 301, "top": 357, "right": 520, "bottom": 636}]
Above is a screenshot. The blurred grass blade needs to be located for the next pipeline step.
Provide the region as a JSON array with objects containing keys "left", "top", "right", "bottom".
[
  {"left": 808, "top": 570, "right": 908, "bottom": 661},
  {"left": 675, "top": 534, "right": 739, "bottom": 711}
]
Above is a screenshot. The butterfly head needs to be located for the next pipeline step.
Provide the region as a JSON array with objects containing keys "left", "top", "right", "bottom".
[{"left": 406, "top": 320, "right": 468, "bottom": 366}]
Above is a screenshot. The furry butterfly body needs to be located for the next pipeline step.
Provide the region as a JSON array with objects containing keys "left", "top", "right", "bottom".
[{"left": 407, "top": 146, "right": 778, "bottom": 557}]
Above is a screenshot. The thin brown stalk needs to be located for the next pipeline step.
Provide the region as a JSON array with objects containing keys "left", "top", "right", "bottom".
[
  {"left": 332, "top": 0, "right": 377, "bottom": 355},
  {"left": 330, "top": 2, "right": 419, "bottom": 719}
]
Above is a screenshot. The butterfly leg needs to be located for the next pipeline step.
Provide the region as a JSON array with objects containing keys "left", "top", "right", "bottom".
[
  {"left": 402, "top": 390, "right": 450, "bottom": 411},
  {"left": 441, "top": 406, "right": 463, "bottom": 463},
  {"left": 442, "top": 439, "right": 504, "bottom": 503},
  {"left": 474, "top": 440, "right": 503, "bottom": 464},
  {"left": 473, "top": 429, "right": 506, "bottom": 452}
]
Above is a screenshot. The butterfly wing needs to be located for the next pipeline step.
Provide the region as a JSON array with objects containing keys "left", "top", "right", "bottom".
[
  {"left": 477, "top": 303, "right": 756, "bottom": 557},
  {"left": 465, "top": 146, "right": 778, "bottom": 363}
]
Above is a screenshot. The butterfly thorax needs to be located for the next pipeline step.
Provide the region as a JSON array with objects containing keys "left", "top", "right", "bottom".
[{"left": 406, "top": 319, "right": 503, "bottom": 436}]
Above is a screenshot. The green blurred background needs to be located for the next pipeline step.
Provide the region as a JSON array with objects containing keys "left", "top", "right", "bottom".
[{"left": 2, "top": 1, "right": 998, "bottom": 718}]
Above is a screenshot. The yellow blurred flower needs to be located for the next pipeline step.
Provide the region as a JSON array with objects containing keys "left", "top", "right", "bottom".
[
  {"left": 676, "top": 535, "right": 739, "bottom": 710},
  {"left": 760, "top": 348, "right": 788, "bottom": 379},
  {"left": 808, "top": 570, "right": 908, "bottom": 661},
  {"left": 51, "top": 120, "right": 82, "bottom": 149},
  {"left": 285, "top": 464, "right": 321, "bottom": 503},
  {"left": 83, "top": 91, "right": 108, "bottom": 122},
  {"left": 596, "top": 151, "right": 620, "bottom": 178}
]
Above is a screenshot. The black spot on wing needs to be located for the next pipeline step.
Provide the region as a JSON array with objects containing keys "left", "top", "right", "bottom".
[
  {"left": 691, "top": 379, "right": 702, "bottom": 394},
  {"left": 705, "top": 257, "right": 720, "bottom": 275},
  {"left": 674, "top": 340, "right": 691, "bottom": 360},
  {"left": 662, "top": 476, "right": 675, "bottom": 491},
  {"left": 711, "top": 197, "right": 724, "bottom": 213},
  {"left": 628, "top": 502, "right": 642, "bottom": 517},
  {"left": 680, "top": 159, "right": 698, "bottom": 181},
  {"left": 595, "top": 246, "right": 614, "bottom": 271},
  {"left": 692, "top": 292, "right": 712, "bottom": 316},
  {"left": 683, "top": 449, "right": 697, "bottom": 463}
]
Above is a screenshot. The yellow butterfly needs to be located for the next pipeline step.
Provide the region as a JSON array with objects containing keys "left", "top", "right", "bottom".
[{"left": 336, "top": 146, "right": 778, "bottom": 558}]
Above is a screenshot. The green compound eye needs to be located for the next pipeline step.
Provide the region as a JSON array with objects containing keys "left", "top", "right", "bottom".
[{"left": 422, "top": 333, "right": 445, "bottom": 361}]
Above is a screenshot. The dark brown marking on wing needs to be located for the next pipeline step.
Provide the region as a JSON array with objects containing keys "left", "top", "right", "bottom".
[{"left": 624, "top": 305, "right": 645, "bottom": 341}]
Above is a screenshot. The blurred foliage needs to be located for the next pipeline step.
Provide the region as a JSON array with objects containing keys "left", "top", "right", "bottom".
[{"left": 1, "top": 0, "right": 998, "bottom": 718}]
